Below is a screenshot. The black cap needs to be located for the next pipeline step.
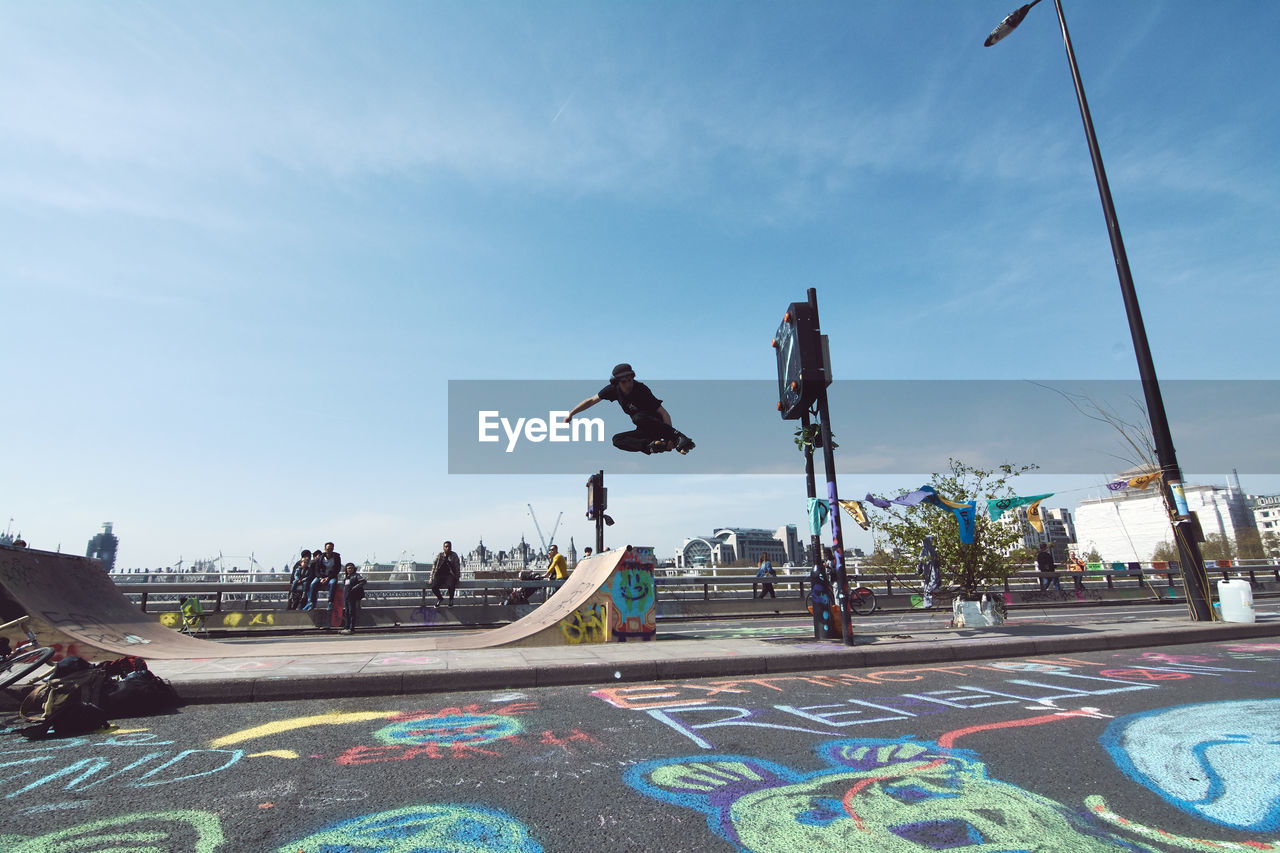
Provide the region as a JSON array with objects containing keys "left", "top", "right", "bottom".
[{"left": 611, "top": 363, "right": 635, "bottom": 380}]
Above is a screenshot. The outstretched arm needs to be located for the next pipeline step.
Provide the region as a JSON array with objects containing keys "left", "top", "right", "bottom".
[{"left": 563, "top": 395, "right": 601, "bottom": 422}]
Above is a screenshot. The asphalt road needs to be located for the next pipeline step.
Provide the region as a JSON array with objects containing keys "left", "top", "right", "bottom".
[
  {"left": 213, "top": 598, "right": 1280, "bottom": 647},
  {"left": 3, "top": 638, "right": 1280, "bottom": 851}
]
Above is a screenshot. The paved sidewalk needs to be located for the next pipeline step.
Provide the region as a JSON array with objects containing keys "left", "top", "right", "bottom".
[{"left": 142, "top": 611, "right": 1280, "bottom": 705}]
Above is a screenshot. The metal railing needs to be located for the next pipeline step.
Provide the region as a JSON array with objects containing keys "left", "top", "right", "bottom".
[{"left": 111, "top": 564, "right": 1280, "bottom": 614}]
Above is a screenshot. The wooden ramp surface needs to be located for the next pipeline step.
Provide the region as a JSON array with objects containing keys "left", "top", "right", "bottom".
[{"left": 0, "top": 545, "right": 626, "bottom": 660}]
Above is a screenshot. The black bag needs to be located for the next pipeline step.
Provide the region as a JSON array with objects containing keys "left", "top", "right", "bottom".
[{"left": 102, "top": 669, "right": 180, "bottom": 718}]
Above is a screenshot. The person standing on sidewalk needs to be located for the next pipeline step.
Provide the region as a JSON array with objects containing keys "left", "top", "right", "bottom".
[
  {"left": 1036, "top": 543, "right": 1061, "bottom": 591},
  {"left": 339, "top": 562, "right": 367, "bottom": 634},
  {"left": 431, "top": 541, "right": 461, "bottom": 607},
  {"left": 1066, "top": 550, "right": 1085, "bottom": 590}
]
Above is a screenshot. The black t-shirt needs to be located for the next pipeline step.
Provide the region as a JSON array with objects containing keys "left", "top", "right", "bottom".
[
  {"left": 1036, "top": 550, "right": 1055, "bottom": 572},
  {"left": 598, "top": 381, "right": 663, "bottom": 424}
]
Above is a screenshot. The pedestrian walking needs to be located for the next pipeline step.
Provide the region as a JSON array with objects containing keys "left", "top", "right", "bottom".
[{"left": 754, "top": 555, "right": 776, "bottom": 599}]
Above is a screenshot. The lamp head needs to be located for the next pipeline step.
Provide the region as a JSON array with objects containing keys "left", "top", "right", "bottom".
[{"left": 984, "top": 0, "right": 1043, "bottom": 47}]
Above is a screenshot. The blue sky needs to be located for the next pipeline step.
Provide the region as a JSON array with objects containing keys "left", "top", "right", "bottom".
[{"left": 2, "top": 1, "right": 1277, "bottom": 570}]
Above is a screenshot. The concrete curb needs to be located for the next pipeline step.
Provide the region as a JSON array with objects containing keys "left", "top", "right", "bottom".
[{"left": 159, "top": 618, "right": 1280, "bottom": 705}]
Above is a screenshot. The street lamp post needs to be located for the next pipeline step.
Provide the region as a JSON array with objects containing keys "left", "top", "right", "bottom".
[{"left": 985, "top": 0, "right": 1213, "bottom": 620}]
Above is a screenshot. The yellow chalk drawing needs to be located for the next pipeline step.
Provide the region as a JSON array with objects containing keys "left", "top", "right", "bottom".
[
  {"left": 209, "top": 710, "right": 397, "bottom": 748},
  {"left": 249, "top": 750, "right": 300, "bottom": 759},
  {"left": 221, "top": 613, "right": 245, "bottom": 628}
]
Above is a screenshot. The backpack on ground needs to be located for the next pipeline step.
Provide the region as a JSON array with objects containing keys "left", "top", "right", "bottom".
[
  {"left": 19, "top": 658, "right": 110, "bottom": 738},
  {"left": 102, "top": 668, "right": 180, "bottom": 718}
]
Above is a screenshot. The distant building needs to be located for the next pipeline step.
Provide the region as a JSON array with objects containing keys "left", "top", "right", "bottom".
[
  {"left": 1074, "top": 479, "right": 1255, "bottom": 563},
  {"left": 997, "top": 506, "right": 1076, "bottom": 563},
  {"left": 86, "top": 522, "right": 119, "bottom": 573},
  {"left": 1252, "top": 495, "right": 1280, "bottom": 558},
  {"left": 675, "top": 525, "right": 799, "bottom": 568},
  {"left": 1253, "top": 495, "right": 1280, "bottom": 536}
]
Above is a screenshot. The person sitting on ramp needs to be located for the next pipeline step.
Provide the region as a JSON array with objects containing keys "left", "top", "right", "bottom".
[{"left": 563, "top": 363, "right": 695, "bottom": 455}]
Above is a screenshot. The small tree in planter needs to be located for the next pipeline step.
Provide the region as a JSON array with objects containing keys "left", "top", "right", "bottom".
[{"left": 868, "top": 459, "right": 1037, "bottom": 601}]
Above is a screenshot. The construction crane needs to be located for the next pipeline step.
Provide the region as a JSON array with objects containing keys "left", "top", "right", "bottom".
[{"left": 527, "top": 505, "right": 563, "bottom": 555}]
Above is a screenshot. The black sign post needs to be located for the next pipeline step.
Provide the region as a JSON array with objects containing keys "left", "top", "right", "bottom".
[
  {"left": 773, "top": 288, "right": 854, "bottom": 645},
  {"left": 586, "top": 470, "right": 607, "bottom": 554}
]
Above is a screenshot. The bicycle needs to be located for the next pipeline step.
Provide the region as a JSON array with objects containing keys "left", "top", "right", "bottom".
[
  {"left": 849, "top": 585, "right": 878, "bottom": 616},
  {"left": 806, "top": 585, "right": 878, "bottom": 619},
  {"left": 0, "top": 615, "right": 56, "bottom": 689}
]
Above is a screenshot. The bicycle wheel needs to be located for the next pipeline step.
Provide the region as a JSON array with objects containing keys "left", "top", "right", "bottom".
[
  {"left": 849, "top": 586, "right": 877, "bottom": 616},
  {"left": 0, "top": 646, "right": 55, "bottom": 688}
]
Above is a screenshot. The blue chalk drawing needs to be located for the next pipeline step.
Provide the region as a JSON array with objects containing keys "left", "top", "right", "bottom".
[{"left": 1101, "top": 699, "right": 1280, "bottom": 831}]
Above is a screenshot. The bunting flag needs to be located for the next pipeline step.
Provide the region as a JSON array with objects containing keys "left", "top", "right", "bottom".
[
  {"left": 807, "top": 498, "right": 830, "bottom": 536},
  {"left": 919, "top": 486, "right": 968, "bottom": 511},
  {"left": 838, "top": 500, "right": 871, "bottom": 531},
  {"left": 1104, "top": 472, "right": 1160, "bottom": 493},
  {"left": 918, "top": 486, "right": 977, "bottom": 544},
  {"left": 865, "top": 493, "right": 892, "bottom": 510},
  {"left": 889, "top": 488, "right": 934, "bottom": 507},
  {"left": 946, "top": 500, "right": 977, "bottom": 544},
  {"left": 1127, "top": 472, "right": 1161, "bottom": 490},
  {"left": 1027, "top": 498, "right": 1047, "bottom": 533},
  {"left": 987, "top": 493, "right": 1055, "bottom": 521}
]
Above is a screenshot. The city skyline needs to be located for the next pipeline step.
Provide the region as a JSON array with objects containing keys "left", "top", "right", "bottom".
[{"left": 3, "top": 2, "right": 1277, "bottom": 569}]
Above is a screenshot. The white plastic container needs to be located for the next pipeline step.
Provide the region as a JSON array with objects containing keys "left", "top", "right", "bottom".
[{"left": 1217, "top": 578, "right": 1255, "bottom": 623}]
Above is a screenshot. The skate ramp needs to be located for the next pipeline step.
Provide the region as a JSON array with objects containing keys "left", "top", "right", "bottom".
[{"left": 0, "top": 545, "right": 648, "bottom": 660}]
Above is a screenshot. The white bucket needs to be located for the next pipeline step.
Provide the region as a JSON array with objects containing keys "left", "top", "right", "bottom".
[{"left": 1217, "top": 579, "right": 1255, "bottom": 623}]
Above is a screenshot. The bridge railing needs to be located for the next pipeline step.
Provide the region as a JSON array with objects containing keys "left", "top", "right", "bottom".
[{"left": 110, "top": 563, "right": 1280, "bottom": 614}]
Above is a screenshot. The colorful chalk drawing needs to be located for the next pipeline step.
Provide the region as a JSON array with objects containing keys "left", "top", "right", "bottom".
[
  {"left": 1085, "top": 795, "right": 1280, "bottom": 852},
  {"left": 608, "top": 555, "right": 656, "bottom": 641},
  {"left": 625, "top": 737, "right": 1158, "bottom": 852},
  {"left": 1101, "top": 699, "right": 1280, "bottom": 832},
  {"left": 1, "top": 809, "right": 223, "bottom": 853},
  {"left": 209, "top": 709, "right": 399, "bottom": 749},
  {"left": 283, "top": 804, "right": 543, "bottom": 853},
  {"left": 0, "top": 731, "right": 245, "bottom": 801},
  {"left": 373, "top": 712, "right": 524, "bottom": 747}
]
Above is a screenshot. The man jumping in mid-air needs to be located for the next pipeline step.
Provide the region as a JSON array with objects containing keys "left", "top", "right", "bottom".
[{"left": 563, "top": 363, "right": 695, "bottom": 455}]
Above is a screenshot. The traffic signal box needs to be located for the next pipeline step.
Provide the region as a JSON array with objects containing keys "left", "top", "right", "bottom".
[
  {"left": 772, "top": 301, "right": 824, "bottom": 420},
  {"left": 586, "top": 472, "right": 607, "bottom": 520}
]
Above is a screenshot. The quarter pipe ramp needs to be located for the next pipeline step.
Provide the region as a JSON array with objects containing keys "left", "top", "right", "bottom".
[{"left": 0, "top": 545, "right": 653, "bottom": 661}]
